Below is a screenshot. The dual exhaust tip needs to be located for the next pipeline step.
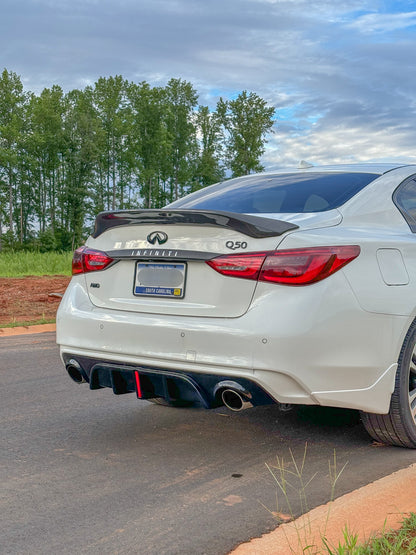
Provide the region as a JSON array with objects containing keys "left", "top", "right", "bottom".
[
  {"left": 65, "top": 362, "right": 253, "bottom": 411},
  {"left": 66, "top": 359, "right": 86, "bottom": 384},
  {"left": 215, "top": 381, "right": 253, "bottom": 412},
  {"left": 221, "top": 388, "right": 253, "bottom": 411}
]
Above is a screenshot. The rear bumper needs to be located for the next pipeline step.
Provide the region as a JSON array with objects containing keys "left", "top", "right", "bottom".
[
  {"left": 57, "top": 274, "right": 407, "bottom": 413},
  {"left": 62, "top": 353, "right": 275, "bottom": 409}
]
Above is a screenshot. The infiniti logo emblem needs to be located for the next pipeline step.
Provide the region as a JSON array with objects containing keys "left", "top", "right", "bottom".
[{"left": 147, "top": 231, "right": 168, "bottom": 245}]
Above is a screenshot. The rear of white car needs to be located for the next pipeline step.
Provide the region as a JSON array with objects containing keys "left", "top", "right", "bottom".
[{"left": 57, "top": 164, "right": 416, "bottom": 447}]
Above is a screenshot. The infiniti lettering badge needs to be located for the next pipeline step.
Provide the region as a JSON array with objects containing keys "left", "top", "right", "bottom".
[{"left": 147, "top": 231, "right": 168, "bottom": 245}]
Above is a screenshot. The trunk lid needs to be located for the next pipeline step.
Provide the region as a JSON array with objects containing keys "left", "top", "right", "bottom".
[{"left": 83, "top": 209, "right": 340, "bottom": 318}]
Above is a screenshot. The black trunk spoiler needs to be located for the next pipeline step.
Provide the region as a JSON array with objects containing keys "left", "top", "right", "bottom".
[{"left": 92, "top": 209, "right": 298, "bottom": 239}]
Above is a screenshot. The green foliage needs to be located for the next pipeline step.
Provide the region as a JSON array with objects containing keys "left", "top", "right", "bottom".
[
  {"left": 194, "top": 105, "right": 225, "bottom": 188},
  {"left": 0, "top": 251, "right": 72, "bottom": 276},
  {"left": 0, "top": 229, "right": 16, "bottom": 250},
  {"left": 218, "top": 90, "right": 275, "bottom": 177},
  {"left": 0, "top": 69, "right": 27, "bottom": 241},
  {"left": 1, "top": 316, "right": 56, "bottom": 328},
  {"left": 93, "top": 75, "right": 131, "bottom": 210},
  {"left": 127, "top": 81, "right": 171, "bottom": 208},
  {"left": 326, "top": 513, "right": 416, "bottom": 554},
  {"left": 37, "top": 229, "right": 57, "bottom": 252},
  {"left": 164, "top": 78, "right": 199, "bottom": 202},
  {"left": 63, "top": 87, "right": 101, "bottom": 247},
  {"left": 0, "top": 69, "right": 277, "bottom": 251},
  {"left": 26, "top": 85, "right": 67, "bottom": 236}
]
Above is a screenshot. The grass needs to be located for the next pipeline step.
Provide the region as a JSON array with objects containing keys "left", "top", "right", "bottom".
[
  {"left": 264, "top": 445, "right": 348, "bottom": 554},
  {"left": 1, "top": 317, "right": 57, "bottom": 328},
  {"left": 0, "top": 251, "right": 72, "bottom": 277},
  {"left": 329, "top": 513, "right": 416, "bottom": 554},
  {"left": 264, "top": 446, "right": 416, "bottom": 554}
]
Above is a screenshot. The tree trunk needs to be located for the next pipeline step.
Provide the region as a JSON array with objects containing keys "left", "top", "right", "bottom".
[
  {"left": 112, "top": 157, "right": 116, "bottom": 210},
  {"left": 174, "top": 174, "right": 178, "bottom": 201},
  {"left": 8, "top": 165, "right": 14, "bottom": 235},
  {"left": 20, "top": 203, "right": 23, "bottom": 243},
  {"left": 148, "top": 177, "right": 152, "bottom": 208}
]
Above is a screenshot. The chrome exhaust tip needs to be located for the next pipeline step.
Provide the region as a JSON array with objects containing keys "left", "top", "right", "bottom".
[
  {"left": 221, "top": 388, "right": 253, "bottom": 412},
  {"left": 66, "top": 359, "right": 86, "bottom": 384}
]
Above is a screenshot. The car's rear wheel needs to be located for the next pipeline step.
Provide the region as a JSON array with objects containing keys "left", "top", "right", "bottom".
[{"left": 361, "top": 321, "right": 416, "bottom": 448}]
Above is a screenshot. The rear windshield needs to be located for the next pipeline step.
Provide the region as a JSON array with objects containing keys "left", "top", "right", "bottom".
[{"left": 168, "top": 172, "right": 379, "bottom": 213}]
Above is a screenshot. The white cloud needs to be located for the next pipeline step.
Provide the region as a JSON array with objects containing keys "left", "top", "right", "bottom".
[
  {"left": 265, "top": 123, "right": 416, "bottom": 167},
  {"left": 2, "top": 0, "right": 416, "bottom": 165},
  {"left": 348, "top": 11, "right": 416, "bottom": 33}
]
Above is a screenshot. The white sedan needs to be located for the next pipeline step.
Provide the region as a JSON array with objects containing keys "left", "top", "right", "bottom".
[{"left": 57, "top": 163, "right": 416, "bottom": 447}]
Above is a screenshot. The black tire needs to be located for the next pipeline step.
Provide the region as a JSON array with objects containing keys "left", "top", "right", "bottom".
[{"left": 361, "top": 320, "right": 416, "bottom": 448}]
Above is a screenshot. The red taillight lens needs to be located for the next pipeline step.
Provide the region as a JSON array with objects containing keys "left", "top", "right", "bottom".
[
  {"left": 72, "top": 246, "right": 114, "bottom": 275},
  {"left": 206, "top": 246, "right": 360, "bottom": 286},
  {"left": 71, "top": 247, "right": 85, "bottom": 275},
  {"left": 206, "top": 252, "right": 268, "bottom": 280},
  {"left": 259, "top": 246, "right": 360, "bottom": 285}
]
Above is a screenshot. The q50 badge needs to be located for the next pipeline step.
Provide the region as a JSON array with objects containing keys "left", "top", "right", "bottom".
[{"left": 226, "top": 241, "right": 247, "bottom": 250}]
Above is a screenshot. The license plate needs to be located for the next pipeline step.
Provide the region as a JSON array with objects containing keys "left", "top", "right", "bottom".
[{"left": 134, "top": 262, "right": 187, "bottom": 298}]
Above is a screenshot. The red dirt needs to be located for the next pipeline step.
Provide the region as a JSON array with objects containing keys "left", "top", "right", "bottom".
[{"left": 0, "top": 276, "right": 71, "bottom": 326}]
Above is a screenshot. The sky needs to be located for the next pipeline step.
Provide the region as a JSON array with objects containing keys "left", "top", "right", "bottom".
[{"left": 1, "top": 0, "right": 416, "bottom": 168}]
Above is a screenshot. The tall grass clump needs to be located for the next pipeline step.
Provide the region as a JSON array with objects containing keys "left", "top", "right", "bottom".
[
  {"left": 264, "top": 446, "right": 416, "bottom": 554},
  {"left": 0, "top": 251, "right": 72, "bottom": 277},
  {"left": 264, "top": 444, "right": 348, "bottom": 554}
]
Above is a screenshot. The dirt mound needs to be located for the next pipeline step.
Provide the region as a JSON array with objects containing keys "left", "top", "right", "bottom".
[{"left": 0, "top": 276, "right": 71, "bottom": 326}]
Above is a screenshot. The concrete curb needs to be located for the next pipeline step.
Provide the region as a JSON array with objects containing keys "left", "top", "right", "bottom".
[
  {"left": 0, "top": 323, "right": 56, "bottom": 337},
  {"left": 231, "top": 463, "right": 416, "bottom": 554}
]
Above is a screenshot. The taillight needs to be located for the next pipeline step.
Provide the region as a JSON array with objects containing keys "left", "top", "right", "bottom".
[
  {"left": 206, "top": 246, "right": 360, "bottom": 286},
  {"left": 206, "top": 252, "right": 268, "bottom": 280},
  {"left": 72, "top": 246, "right": 114, "bottom": 275}
]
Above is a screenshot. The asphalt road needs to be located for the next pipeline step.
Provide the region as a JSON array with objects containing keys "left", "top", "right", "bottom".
[{"left": 1, "top": 332, "right": 416, "bottom": 555}]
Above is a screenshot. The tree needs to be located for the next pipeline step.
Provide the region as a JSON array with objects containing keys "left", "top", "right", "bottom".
[
  {"left": 0, "top": 176, "right": 6, "bottom": 250},
  {"left": 0, "top": 70, "right": 278, "bottom": 250},
  {"left": 63, "top": 88, "right": 100, "bottom": 248},
  {"left": 218, "top": 91, "right": 275, "bottom": 177},
  {"left": 164, "top": 78, "right": 198, "bottom": 202},
  {"left": 0, "top": 69, "right": 27, "bottom": 247},
  {"left": 25, "top": 85, "right": 66, "bottom": 235},
  {"left": 127, "top": 82, "right": 168, "bottom": 208},
  {"left": 194, "top": 105, "right": 225, "bottom": 189},
  {"left": 93, "top": 76, "right": 130, "bottom": 210}
]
